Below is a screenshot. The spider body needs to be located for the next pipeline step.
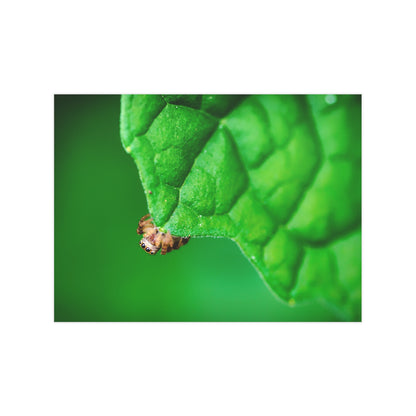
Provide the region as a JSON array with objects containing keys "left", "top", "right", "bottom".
[{"left": 137, "top": 214, "right": 190, "bottom": 255}]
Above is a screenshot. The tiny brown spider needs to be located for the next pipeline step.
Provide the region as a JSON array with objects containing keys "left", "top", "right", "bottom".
[{"left": 137, "top": 214, "right": 190, "bottom": 255}]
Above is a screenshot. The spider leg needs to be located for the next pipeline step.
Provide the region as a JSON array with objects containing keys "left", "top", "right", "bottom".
[
  {"left": 137, "top": 213, "right": 153, "bottom": 235},
  {"left": 153, "top": 232, "right": 163, "bottom": 246},
  {"left": 161, "top": 231, "right": 174, "bottom": 255},
  {"left": 140, "top": 213, "right": 151, "bottom": 222}
]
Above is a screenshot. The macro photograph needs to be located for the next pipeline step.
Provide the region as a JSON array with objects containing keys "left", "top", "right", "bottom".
[
  {"left": 5, "top": 2, "right": 416, "bottom": 415},
  {"left": 54, "top": 94, "right": 361, "bottom": 322}
]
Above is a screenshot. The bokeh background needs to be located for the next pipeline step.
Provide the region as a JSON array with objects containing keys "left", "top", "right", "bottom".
[{"left": 55, "top": 95, "right": 341, "bottom": 321}]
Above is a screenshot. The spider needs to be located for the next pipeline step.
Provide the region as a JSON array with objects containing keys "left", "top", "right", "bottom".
[{"left": 137, "top": 214, "right": 190, "bottom": 255}]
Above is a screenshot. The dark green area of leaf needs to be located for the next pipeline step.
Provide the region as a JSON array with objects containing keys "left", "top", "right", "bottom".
[{"left": 120, "top": 94, "right": 361, "bottom": 321}]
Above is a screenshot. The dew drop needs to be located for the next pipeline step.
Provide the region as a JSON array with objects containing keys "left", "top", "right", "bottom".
[{"left": 325, "top": 94, "right": 337, "bottom": 105}]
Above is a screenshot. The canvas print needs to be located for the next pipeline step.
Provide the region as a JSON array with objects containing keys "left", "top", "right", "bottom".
[{"left": 55, "top": 94, "right": 361, "bottom": 321}]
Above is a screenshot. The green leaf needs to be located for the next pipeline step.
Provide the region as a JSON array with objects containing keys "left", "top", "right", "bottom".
[{"left": 120, "top": 94, "right": 361, "bottom": 321}]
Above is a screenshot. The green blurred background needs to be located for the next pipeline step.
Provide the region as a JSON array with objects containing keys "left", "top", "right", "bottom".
[{"left": 54, "top": 95, "right": 341, "bottom": 321}]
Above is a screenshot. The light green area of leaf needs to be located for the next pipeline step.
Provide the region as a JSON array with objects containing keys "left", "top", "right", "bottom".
[{"left": 120, "top": 94, "right": 361, "bottom": 320}]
